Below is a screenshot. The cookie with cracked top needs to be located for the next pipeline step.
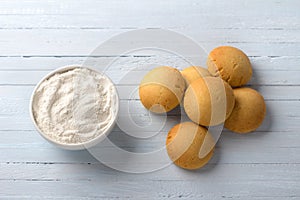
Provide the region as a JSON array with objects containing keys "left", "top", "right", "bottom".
[{"left": 207, "top": 46, "right": 252, "bottom": 87}]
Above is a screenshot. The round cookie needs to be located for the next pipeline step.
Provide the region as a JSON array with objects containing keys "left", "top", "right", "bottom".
[
  {"left": 184, "top": 77, "right": 235, "bottom": 126},
  {"left": 181, "top": 66, "right": 211, "bottom": 85},
  {"left": 166, "top": 122, "right": 215, "bottom": 170},
  {"left": 139, "top": 66, "right": 186, "bottom": 113},
  {"left": 225, "top": 87, "right": 266, "bottom": 133},
  {"left": 207, "top": 46, "right": 252, "bottom": 87}
]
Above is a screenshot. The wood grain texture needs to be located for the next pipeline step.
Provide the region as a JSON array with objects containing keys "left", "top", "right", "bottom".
[{"left": 0, "top": 0, "right": 299, "bottom": 199}]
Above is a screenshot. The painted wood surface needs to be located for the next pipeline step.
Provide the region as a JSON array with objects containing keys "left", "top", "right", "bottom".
[{"left": 0, "top": 0, "right": 299, "bottom": 199}]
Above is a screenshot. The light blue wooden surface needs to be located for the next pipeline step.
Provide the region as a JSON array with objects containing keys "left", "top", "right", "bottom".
[{"left": 0, "top": 0, "right": 299, "bottom": 199}]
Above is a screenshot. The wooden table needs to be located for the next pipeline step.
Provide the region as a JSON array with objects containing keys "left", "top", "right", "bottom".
[{"left": 0, "top": 0, "right": 299, "bottom": 199}]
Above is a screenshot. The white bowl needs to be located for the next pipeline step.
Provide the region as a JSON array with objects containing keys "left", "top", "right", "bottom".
[{"left": 29, "top": 65, "right": 119, "bottom": 150}]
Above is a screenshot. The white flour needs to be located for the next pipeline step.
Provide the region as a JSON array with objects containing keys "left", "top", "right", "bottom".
[{"left": 32, "top": 67, "right": 117, "bottom": 144}]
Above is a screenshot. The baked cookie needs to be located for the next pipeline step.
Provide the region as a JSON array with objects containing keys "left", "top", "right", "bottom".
[
  {"left": 184, "top": 77, "right": 235, "bottom": 126},
  {"left": 139, "top": 66, "right": 186, "bottom": 113},
  {"left": 166, "top": 122, "right": 215, "bottom": 170},
  {"left": 207, "top": 46, "right": 252, "bottom": 87},
  {"left": 225, "top": 87, "right": 266, "bottom": 133},
  {"left": 181, "top": 66, "right": 211, "bottom": 85}
]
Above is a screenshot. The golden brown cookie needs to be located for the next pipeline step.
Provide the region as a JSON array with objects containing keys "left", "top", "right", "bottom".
[
  {"left": 139, "top": 66, "right": 186, "bottom": 113},
  {"left": 181, "top": 66, "right": 211, "bottom": 85},
  {"left": 166, "top": 122, "right": 215, "bottom": 170},
  {"left": 184, "top": 77, "right": 235, "bottom": 126},
  {"left": 207, "top": 46, "right": 252, "bottom": 87},
  {"left": 225, "top": 87, "right": 266, "bottom": 133}
]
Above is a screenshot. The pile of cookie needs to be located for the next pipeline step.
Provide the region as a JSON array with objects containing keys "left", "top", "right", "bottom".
[{"left": 139, "top": 46, "right": 266, "bottom": 170}]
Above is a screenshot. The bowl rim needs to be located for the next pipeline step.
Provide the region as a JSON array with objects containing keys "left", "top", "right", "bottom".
[{"left": 29, "top": 65, "right": 120, "bottom": 150}]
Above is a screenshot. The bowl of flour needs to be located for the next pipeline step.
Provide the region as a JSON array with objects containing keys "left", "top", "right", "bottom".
[{"left": 30, "top": 66, "right": 119, "bottom": 150}]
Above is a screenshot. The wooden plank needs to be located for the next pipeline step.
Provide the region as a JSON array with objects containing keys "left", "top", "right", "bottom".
[
  {"left": 1, "top": 15, "right": 300, "bottom": 30},
  {"left": 0, "top": 163, "right": 299, "bottom": 199},
  {"left": 1, "top": 129, "right": 300, "bottom": 149},
  {"left": 0, "top": 130, "right": 300, "bottom": 165},
  {"left": 0, "top": 0, "right": 298, "bottom": 19},
  {"left": 1, "top": 162, "right": 299, "bottom": 182},
  {"left": 0, "top": 28, "right": 299, "bottom": 43},
  {"left": 1, "top": 140, "right": 296, "bottom": 165},
  {"left": 0, "top": 29, "right": 299, "bottom": 56},
  {"left": 0, "top": 56, "right": 299, "bottom": 71}
]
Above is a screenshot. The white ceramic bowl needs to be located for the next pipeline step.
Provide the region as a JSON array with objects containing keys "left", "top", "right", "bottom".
[{"left": 29, "top": 65, "right": 119, "bottom": 150}]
